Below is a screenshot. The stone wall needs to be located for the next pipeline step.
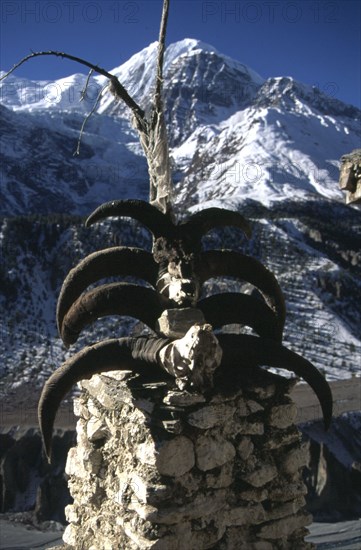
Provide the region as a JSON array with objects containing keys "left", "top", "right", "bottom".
[
  {"left": 339, "top": 148, "right": 361, "bottom": 204},
  {"left": 61, "top": 369, "right": 314, "bottom": 549}
]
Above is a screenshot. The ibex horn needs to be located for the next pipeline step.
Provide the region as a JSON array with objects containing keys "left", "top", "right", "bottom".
[
  {"left": 198, "top": 293, "right": 283, "bottom": 341},
  {"left": 218, "top": 333, "right": 333, "bottom": 430},
  {"left": 57, "top": 247, "right": 158, "bottom": 335},
  {"left": 38, "top": 336, "right": 169, "bottom": 461},
  {"left": 85, "top": 199, "right": 173, "bottom": 237},
  {"left": 196, "top": 250, "right": 286, "bottom": 331},
  {"left": 61, "top": 283, "right": 172, "bottom": 346},
  {"left": 181, "top": 208, "right": 252, "bottom": 241}
]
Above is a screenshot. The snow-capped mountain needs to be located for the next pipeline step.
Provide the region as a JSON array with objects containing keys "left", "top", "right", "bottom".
[
  {"left": 0, "top": 38, "right": 360, "bottom": 394},
  {"left": 1, "top": 38, "right": 360, "bottom": 213}
]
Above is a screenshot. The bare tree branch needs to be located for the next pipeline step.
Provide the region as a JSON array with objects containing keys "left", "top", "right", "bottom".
[
  {"left": 80, "top": 69, "right": 94, "bottom": 102},
  {"left": 0, "top": 0, "right": 174, "bottom": 215},
  {"left": 154, "top": 0, "right": 170, "bottom": 115},
  {"left": 0, "top": 50, "right": 145, "bottom": 126},
  {"left": 74, "top": 85, "right": 108, "bottom": 156}
]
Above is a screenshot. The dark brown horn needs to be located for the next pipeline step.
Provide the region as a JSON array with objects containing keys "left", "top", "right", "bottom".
[
  {"left": 196, "top": 250, "right": 286, "bottom": 331},
  {"left": 57, "top": 247, "right": 158, "bottom": 336},
  {"left": 85, "top": 199, "right": 173, "bottom": 237},
  {"left": 197, "top": 293, "right": 283, "bottom": 341},
  {"left": 38, "top": 336, "right": 169, "bottom": 461},
  {"left": 61, "top": 283, "right": 172, "bottom": 346},
  {"left": 217, "top": 333, "right": 333, "bottom": 430},
  {"left": 182, "top": 208, "right": 252, "bottom": 240}
]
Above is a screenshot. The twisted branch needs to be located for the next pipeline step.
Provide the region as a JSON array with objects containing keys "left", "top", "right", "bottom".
[
  {"left": 0, "top": 50, "right": 145, "bottom": 126},
  {"left": 1, "top": 0, "right": 174, "bottom": 213}
]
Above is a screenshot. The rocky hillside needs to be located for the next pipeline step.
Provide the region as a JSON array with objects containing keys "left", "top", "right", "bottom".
[
  {"left": 0, "top": 38, "right": 360, "bottom": 395},
  {"left": 302, "top": 412, "right": 361, "bottom": 521}
]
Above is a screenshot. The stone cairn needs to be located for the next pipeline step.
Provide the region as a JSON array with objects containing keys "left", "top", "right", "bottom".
[
  {"left": 61, "top": 369, "right": 313, "bottom": 550},
  {"left": 0, "top": 1, "right": 334, "bottom": 546},
  {"left": 40, "top": 198, "right": 331, "bottom": 549},
  {"left": 32, "top": 4, "right": 331, "bottom": 548}
]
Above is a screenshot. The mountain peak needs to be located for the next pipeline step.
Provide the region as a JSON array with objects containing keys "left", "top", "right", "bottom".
[{"left": 165, "top": 37, "right": 219, "bottom": 59}]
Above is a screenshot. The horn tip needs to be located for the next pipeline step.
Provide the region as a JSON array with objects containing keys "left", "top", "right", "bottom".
[{"left": 44, "top": 444, "right": 52, "bottom": 464}]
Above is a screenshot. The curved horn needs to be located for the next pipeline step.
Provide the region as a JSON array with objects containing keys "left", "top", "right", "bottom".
[
  {"left": 85, "top": 199, "right": 173, "bottom": 238},
  {"left": 196, "top": 250, "right": 286, "bottom": 331},
  {"left": 38, "top": 336, "right": 169, "bottom": 461},
  {"left": 182, "top": 208, "right": 252, "bottom": 240},
  {"left": 57, "top": 247, "right": 158, "bottom": 336},
  {"left": 198, "top": 293, "right": 283, "bottom": 341},
  {"left": 61, "top": 283, "right": 172, "bottom": 346},
  {"left": 217, "top": 334, "right": 333, "bottom": 430}
]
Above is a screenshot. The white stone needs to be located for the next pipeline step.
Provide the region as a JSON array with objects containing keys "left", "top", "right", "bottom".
[
  {"left": 240, "top": 463, "right": 278, "bottom": 488},
  {"left": 206, "top": 461, "right": 234, "bottom": 488},
  {"left": 81, "top": 375, "right": 119, "bottom": 409},
  {"left": 267, "top": 403, "right": 297, "bottom": 428},
  {"left": 269, "top": 481, "right": 307, "bottom": 502},
  {"left": 187, "top": 403, "right": 235, "bottom": 429},
  {"left": 65, "top": 447, "right": 87, "bottom": 479},
  {"left": 136, "top": 440, "right": 157, "bottom": 466},
  {"left": 83, "top": 448, "right": 102, "bottom": 475},
  {"left": 175, "top": 471, "right": 202, "bottom": 495},
  {"left": 114, "top": 472, "right": 171, "bottom": 506},
  {"left": 247, "top": 400, "right": 264, "bottom": 414},
  {"left": 238, "top": 397, "right": 248, "bottom": 416},
  {"left": 75, "top": 418, "right": 88, "bottom": 446},
  {"left": 237, "top": 437, "right": 254, "bottom": 460},
  {"left": 129, "top": 472, "right": 170, "bottom": 504},
  {"left": 87, "top": 398, "right": 102, "bottom": 418},
  {"left": 156, "top": 436, "right": 195, "bottom": 476},
  {"left": 120, "top": 519, "right": 169, "bottom": 549},
  {"left": 236, "top": 420, "right": 264, "bottom": 435},
  {"left": 264, "top": 429, "right": 300, "bottom": 450},
  {"left": 62, "top": 523, "right": 77, "bottom": 546},
  {"left": 163, "top": 391, "right": 206, "bottom": 407},
  {"left": 239, "top": 487, "right": 268, "bottom": 502},
  {"left": 73, "top": 397, "right": 90, "bottom": 419},
  {"left": 156, "top": 308, "right": 206, "bottom": 338},
  {"left": 113, "top": 472, "right": 130, "bottom": 505},
  {"left": 128, "top": 491, "right": 227, "bottom": 524},
  {"left": 190, "top": 515, "right": 226, "bottom": 548},
  {"left": 65, "top": 504, "right": 79, "bottom": 524},
  {"left": 281, "top": 444, "right": 309, "bottom": 475},
  {"left": 265, "top": 496, "right": 306, "bottom": 521},
  {"left": 196, "top": 435, "right": 236, "bottom": 471},
  {"left": 87, "top": 417, "right": 108, "bottom": 441},
  {"left": 258, "top": 511, "right": 312, "bottom": 539},
  {"left": 225, "top": 504, "right": 265, "bottom": 526}
]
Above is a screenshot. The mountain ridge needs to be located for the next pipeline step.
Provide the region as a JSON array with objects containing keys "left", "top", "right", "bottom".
[{"left": 0, "top": 39, "right": 360, "bottom": 394}]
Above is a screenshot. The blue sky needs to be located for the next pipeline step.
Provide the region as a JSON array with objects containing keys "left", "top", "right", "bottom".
[{"left": 1, "top": 0, "right": 360, "bottom": 108}]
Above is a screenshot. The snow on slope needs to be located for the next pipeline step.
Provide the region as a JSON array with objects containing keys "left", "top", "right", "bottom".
[
  {"left": 0, "top": 39, "right": 360, "bottom": 392},
  {"left": 173, "top": 78, "right": 360, "bottom": 209},
  {"left": 1, "top": 39, "right": 359, "bottom": 213}
]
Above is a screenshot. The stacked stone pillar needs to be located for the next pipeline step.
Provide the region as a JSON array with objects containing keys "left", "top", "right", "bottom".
[{"left": 62, "top": 369, "right": 314, "bottom": 549}]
